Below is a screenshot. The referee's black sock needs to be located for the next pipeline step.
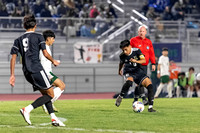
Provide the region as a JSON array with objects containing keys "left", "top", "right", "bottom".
[{"left": 31, "top": 95, "right": 52, "bottom": 109}]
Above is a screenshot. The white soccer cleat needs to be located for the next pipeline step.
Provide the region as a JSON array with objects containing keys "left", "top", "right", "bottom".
[
  {"left": 52, "top": 119, "right": 65, "bottom": 127},
  {"left": 20, "top": 108, "right": 31, "bottom": 125}
]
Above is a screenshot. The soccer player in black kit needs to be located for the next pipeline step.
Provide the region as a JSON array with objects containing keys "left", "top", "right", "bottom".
[
  {"left": 115, "top": 40, "right": 156, "bottom": 112},
  {"left": 9, "top": 14, "right": 65, "bottom": 126}
]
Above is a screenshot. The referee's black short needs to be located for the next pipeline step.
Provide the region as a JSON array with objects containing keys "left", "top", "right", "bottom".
[
  {"left": 124, "top": 68, "right": 148, "bottom": 86},
  {"left": 24, "top": 70, "right": 52, "bottom": 91}
]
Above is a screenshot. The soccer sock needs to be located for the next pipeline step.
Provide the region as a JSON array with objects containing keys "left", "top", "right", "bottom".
[
  {"left": 31, "top": 95, "right": 52, "bottom": 109},
  {"left": 25, "top": 104, "right": 34, "bottom": 113},
  {"left": 167, "top": 81, "right": 173, "bottom": 98},
  {"left": 140, "top": 87, "right": 147, "bottom": 100},
  {"left": 146, "top": 84, "right": 154, "bottom": 106},
  {"left": 120, "top": 80, "right": 133, "bottom": 97},
  {"left": 51, "top": 87, "right": 64, "bottom": 103},
  {"left": 45, "top": 101, "right": 54, "bottom": 114},
  {"left": 197, "top": 90, "right": 200, "bottom": 97},
  {"left": 50, "top": 113, "right": 58, "bottom": 120},
  {"left": 134, "top": 86, "right": 140, "bottom": 101}
]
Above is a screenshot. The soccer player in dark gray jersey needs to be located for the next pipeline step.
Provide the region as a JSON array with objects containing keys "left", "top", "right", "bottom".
[
  {"left": 115, "top": 40, "right": 156, "bottom": 112},
  {"left": 9, "top": 14, "right": 65, "bottom": 126},
  {"left": 11, "top": 32, "right": 46, "bottom": 73}
]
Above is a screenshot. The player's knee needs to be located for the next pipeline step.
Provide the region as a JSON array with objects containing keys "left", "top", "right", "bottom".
[
  {"left": 126, "top": 80, "right": 133, "bottom": 87},
  {"left": 61, "top": 83, "right": 66, "bottom": 90}
]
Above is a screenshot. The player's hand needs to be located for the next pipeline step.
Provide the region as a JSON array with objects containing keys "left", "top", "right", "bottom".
[
  {"left": 157, "top": 73, "right": 161, "bottom": 79},
  {"left": 9, "top": 75, "right": 15, "bottom": 87},
  {"left": 129, "top": 58, "right": 137, "bottom": 63},
  {"left": 152, "top": 65, "right": 156, "bottom": 71},
  {"left": 53, "top": 60, "right": 60, "bottom": 66},
  {"left": 118, "top": 70, "right": 123, "bottom": 76}
]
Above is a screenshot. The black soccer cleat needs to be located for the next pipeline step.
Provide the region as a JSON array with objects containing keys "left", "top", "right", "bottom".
[
  {"left": 148, "top": 108, "right": 156, "bottom": 112},
  {"left": 115, "top": 95, "right": 123, "bottom": 107}
]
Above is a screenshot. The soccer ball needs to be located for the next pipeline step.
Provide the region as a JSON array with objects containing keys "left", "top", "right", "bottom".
[{"left": 132, "top": 101, "right": 144, "bottom": 113}]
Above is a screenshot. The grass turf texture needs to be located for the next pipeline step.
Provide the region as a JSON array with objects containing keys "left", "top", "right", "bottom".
[{"left": 0, "top": 98, "right": 200, "bottom": 133}]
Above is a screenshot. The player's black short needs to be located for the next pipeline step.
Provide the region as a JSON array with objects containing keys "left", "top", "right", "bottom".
[
  {"left": 123, "top": 68, "right": 148, "bottom": 86},
  {"left": 24, "top": 70, "right": 52, "bottom": 91}
]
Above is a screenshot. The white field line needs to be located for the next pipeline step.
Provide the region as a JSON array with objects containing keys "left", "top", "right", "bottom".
[{"left": 0, "top": 114, "right": 154, "bottom": 133}]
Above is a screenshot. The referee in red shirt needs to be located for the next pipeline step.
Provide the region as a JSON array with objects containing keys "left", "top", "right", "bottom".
[{"left": 130, "top": 25, "right": 156, "bottom": 105}]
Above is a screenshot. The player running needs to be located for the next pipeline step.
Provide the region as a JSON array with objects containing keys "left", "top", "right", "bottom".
[
  {"left": 40, "top": 30, "right": 66, "bottom": 113},
  {"left": 9, "top": 14, "right": 65, "bottom": 126},
  {"left": 115, "top": 40, "right": 156, "bottom": 112}
]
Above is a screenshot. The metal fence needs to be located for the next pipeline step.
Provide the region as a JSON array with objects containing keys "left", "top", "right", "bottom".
[{"left": 0, "top": 17, "right": 199, "bottom": 63}]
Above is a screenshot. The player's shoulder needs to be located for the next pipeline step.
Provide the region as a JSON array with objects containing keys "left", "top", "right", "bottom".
[
  {"left": 119, "top": 52, "right": 125, "bottom": 58},
  {"left": 132, "top": 48, "right": 139, "bottom": 51}
]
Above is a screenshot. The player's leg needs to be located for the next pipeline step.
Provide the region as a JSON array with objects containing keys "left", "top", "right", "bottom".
[
  {"left": 133, "top": 86, "right": 140, "bottom": 103},
  {"left": 20, "top": 87, "right": 54, "bottom": 125},
  {"left": 43, "top": 72, "right": 66, "bottom": 113},
  {"left": 115, "top": 76, "right": 133, "bottom": 107},
  {"left": 40, "top": 88, "right": 65, "bottom": 126},
  {"left": 167, "top": 80, "right": 173, "bottom": 98},
  {"left": 51, "top": 78, "right": 66, "bottom": 103},
  {"left": 20, "top": 70, "right": 55, "bottom": 125},
  {"left": 141, "top": 78, "right": 156, "bottom": 112}
]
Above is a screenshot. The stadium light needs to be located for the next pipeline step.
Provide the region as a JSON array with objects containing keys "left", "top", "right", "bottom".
[
  {"left": 117, "top": 0, "right": 124, "bottom": 5},
  {"left": 132, "top": 9, "right": 148, "bottom": 21}
]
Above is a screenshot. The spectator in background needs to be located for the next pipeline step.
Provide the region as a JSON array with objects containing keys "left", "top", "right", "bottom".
[
  {"left": 108, "top": 3, "right": 117, "bottom": 20},
  {"left": 154, "top": 48, "right": 173, "bottom": 98},
  {"left": 186, "top": 67, "right": 195, "bottom": 97},
  {"left": 141, "top": 1, "right": 149, "bottom": 16},
  {"left": 21, "top": 4, "right": 31, "bottom": 16},
  {"left": 89, "top": 4, "right": 99, "bottom": 18},
  {"left": 40, "top": 2, "right": 52, "bottom": 17},
  {"left": 94, "top": 12, "right": 108, "bottom": 35},
  {"left": 146, "top": 6, "right": 159, "bottom": 21},
  {"left": 171, "top": 0, "right": 185, "bottom": 20},
  {"left": 57, "top": 1, "right": 68, "bottom": 17},
  {"left": 176, "top": 72, "right": 187, "bottom": 97},
  {"left": 32, "top": 0, "right": 44, "bottom": 17},
  {"left": 0, "top": 4, "right": 9, "bottom": 28},
  {"left": 148, "top": 0, "right": 170, "bottom": 13},
  {"left": 64, "top": 0, "right": 75, "bottom": 9},
  {"left": 162, "top": 6, "right": 173, "bottom": 20}
]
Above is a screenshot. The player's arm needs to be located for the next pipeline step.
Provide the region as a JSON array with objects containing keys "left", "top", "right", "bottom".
[
  {"left": 42, "top": 49, "right": 60, "bottom": 66},
  {"left": 129, "top": 52, "right": 146, "bottom": 64},
  {"left": 149, "top": 41, "right": 156, "bottom": 71},
  {"left": 157, "top": 64, "right": 161, "bottom": 78},
  {"left": 118, "top": 62, "right": 124, "bottom": 76},
  {"left": 9, "top": 54, "right": 17, "bottom": 87}
]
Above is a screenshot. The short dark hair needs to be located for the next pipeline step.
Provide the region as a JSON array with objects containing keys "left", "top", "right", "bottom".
[
  {"left": 120, "top": 40, "right": 130, "bottom": 49},
  {"left": 189, "top": 67, "right": 194, "bottom": 71},
  {"left": 162, "top": 47, "right": 168, "bottom": 51},
  {"left": 42, "top": 30, "right": 55, "bottom": 41},
  {"left": 23, "top": 14, "right": 36, "bottom": 30}
]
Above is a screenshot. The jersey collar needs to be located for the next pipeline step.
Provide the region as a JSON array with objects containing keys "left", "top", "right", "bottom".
[{"left": 24, "top": 31, "right": 34, "bottom": 34}]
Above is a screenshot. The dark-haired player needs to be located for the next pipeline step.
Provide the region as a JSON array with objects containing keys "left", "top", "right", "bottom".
[
  {"left": 9, "top": 14, "right": 65, "bottom": 126},
  {"left": 115, "top": 40, "right": 156, "bottom": 112},
  {"left": 40, "top": 30, "right": 66, "bottom": 113}
]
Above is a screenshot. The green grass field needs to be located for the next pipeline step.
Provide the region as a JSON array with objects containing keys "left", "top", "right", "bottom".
[{"left": 0, "top": 98, "right": 200, "bottom": 133}]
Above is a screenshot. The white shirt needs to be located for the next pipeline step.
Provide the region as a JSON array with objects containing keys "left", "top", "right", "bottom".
[
  {"left": 39, "top": 45, "right": 53, "bottom": 79},
  {"left": 158, "top": 55, "right": 169, "bottom": 76}
]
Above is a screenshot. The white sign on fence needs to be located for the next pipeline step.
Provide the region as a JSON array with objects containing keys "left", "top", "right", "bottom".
[{"left": 74, "top": 42, "right": 103, "bottom": 63}]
